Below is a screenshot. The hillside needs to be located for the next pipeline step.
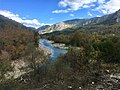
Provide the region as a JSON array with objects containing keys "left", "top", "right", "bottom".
[
  {"left": 39, "top": 9, "right": 120, "bottom": 34},
  {"left": 0, "top": 15, "right": 44, "bottom": 80},
  {"left": 0, "top": 14, "right": 50, "bottom": 90},
  {"left": 37, "top": 25, "right": 51, "bottom": 31},
  {"left": 0, "top": 15, "right": 26, "bottom": 30},
  {"left": 0, "top": 15, "right": 35, "bottom": 59}
]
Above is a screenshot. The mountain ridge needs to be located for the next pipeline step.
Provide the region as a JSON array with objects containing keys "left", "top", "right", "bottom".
[
  {"left": 39, "top": 9, "right": 120, "bottom": 34},
  {"left": 0, "top": 15, "right": 37, "bottom": 31}
]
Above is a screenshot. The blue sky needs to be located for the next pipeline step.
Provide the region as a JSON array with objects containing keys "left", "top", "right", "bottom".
[{"left": 0, "top": 0, "right": 120, "bottom": 28}]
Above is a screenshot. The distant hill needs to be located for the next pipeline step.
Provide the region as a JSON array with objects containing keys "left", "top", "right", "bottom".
[
  {"left": 39, "top": 9, "right": 120, "bottom": 34},
  {"left": 37, "top": 25, "right": 50, "bottom": 31}
]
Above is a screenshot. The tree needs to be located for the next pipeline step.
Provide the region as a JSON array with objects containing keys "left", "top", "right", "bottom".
[
  {"left": 96, "top": 35, "right": 120, "bottom": 63},
  {"left": 33, "top": 31, "right": 40, "bottom": 47}
]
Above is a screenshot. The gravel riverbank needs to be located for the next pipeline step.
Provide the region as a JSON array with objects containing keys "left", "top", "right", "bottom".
[
  {"left": 39, "top": 41, "right": 52, "bottom": 56},
  {"left": 45, "top": 40, "right": 69, "bottom": 49}
]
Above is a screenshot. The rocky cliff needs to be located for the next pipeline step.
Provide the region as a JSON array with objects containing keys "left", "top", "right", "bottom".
[{"left": 39, "top": 9, "right": 120, "bottom": 34}]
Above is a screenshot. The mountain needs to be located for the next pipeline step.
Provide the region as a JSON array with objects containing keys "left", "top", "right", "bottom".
[
  {"left": 39, "top": 9, "right": 120, "bottom": 34},
  {"left": 37, "top": 25, "right": 50, "bottom": 31},
  {"left": 0, "top": 14, "right": 34, "bottom": 60},
  {"left": 0, "top": 14, "right": 34, "bottom": 44},
  {"left": 0, "top": 14, "right": 35, "bottom": 39},
  {"left": 0, "top": 15, "right": 27, "bottom": 30},
  {"left": 0, "top": 15, "right": 38, "bottom": 32}
]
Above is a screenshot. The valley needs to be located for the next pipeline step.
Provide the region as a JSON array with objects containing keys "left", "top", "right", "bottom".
[{"left": 0, "top": 9, "right": 120, "bottom": 90}]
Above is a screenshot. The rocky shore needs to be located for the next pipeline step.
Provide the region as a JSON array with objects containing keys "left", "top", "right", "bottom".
[
  {"left": 39, "top": 41, "right": 52, "bottom": 56},
  {"left": 52, "top": 43, "right": 69, "bottom": 49},
  {"left": 46, "top": 40, "right": 69, "bottom": 49}
]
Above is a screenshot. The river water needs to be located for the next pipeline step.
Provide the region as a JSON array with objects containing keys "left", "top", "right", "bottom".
[{"left": 39, "top": 39, "right": 67, "bottom": 60}]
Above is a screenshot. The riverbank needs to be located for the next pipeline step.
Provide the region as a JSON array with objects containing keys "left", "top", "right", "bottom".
[
  {"left": 52, "top": 43, "right": 69, "bottom": 49},
  {"left": 45, "top": 40, "right": 69, "bottom": 49},
  {"left": 39, "top": 39, "right": 67, "bottom": 60},
  {"left": 39, "top": 43, "right": 52, "bottom": 56}
]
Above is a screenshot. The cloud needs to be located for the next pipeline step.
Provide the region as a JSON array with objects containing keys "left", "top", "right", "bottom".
[
  {"left": 88, "top": 12, "right": 101, "bottom": 17},
  {"left": 82, "top": 4, "right": 95, "bottom": 8},
  {"left": 59, "top": 1, "right": 67, "bottom": 7},
  {"left": 0, "top": 10, "right": 44, "bottom": 28},
  {"left": 96, "top": 15, "right": 101, "bottom": 17},
  {"left": 88, "top": 12, "right": 93, "bottom": 16},
  {"left": 53, "top": 0, "right": 120, "bottom": 15},
  {"left": 98, "top": 0, "right": 105, "bottom": 4},
  {"left": 52, "top": 10, "right": 69, "bottom": 13},
  {"left": 95, "top": 0, "right": 120, "bottom": 14},
  {"left": 70, "top": 14, "right": 74, "bottom": 17},
  {"left": 49, "top": 18, "right": 54, "bottom": 20},
  {"left": 52, "top": 0, "right": 97, "bottom": 13}
]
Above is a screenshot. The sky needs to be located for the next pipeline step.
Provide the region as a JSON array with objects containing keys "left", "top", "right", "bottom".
[{"left": 0, "top": 0, "right": 120, "bottom": 28}]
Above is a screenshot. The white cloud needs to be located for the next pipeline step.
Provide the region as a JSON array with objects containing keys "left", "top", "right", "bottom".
[
  {"left": 59, "top": 1, "right": 67, "bottom": 7},
  {"left": 83, "top": 4, "right": 95, "bottom": 8},
  {"left": 53, "top": 0, "right": 97, "bottom": 13},
  {"left": 70, "top": 14, "right": 74, "bottom": 17},
  {"left": 49, "top": 18, "right": 54, "bottom": 20},
  {"left": 95, "top": 0, "right": 120, "bottom": 14},
  {"left": 52, "top": 9, "right": 70, "bottom": 13},
  {"left": 88, "top": 12, "right": 93, "bottom": 16},
  {"left": 98, "top": 0, "right": 105, "bottom": 4},
  {"left": 53, "top": 0, "right": 120, "bottom": 15},
  {"left": 88, "top": 12, "right": 101, "bottom": 17},
  {"left": 96, "top": 15, "right": 101, "bottom": 17},
  {"left": 22, "top": 17, "right": 26, "bottom": 19},
  {"left": 0, "top": 10, "right": 44, "bottom": 28}
]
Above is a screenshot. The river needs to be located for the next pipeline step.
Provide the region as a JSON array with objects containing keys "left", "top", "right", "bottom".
[{"left": 39, "top": 39, "right": 67, "bottom": 60}]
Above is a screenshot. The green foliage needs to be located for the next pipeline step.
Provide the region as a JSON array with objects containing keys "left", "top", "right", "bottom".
[
  {"left": 46, "top": 34, "right": 70, "bottom": 45},
  {"left": 94, "top": 35, "right": 120, "bottom": 63},
  {"left": 69, "top": 32, "right": 92, "bottom": 47},
  {"left": 45, "top": 29, "right": 120, "bottom": 64}
]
